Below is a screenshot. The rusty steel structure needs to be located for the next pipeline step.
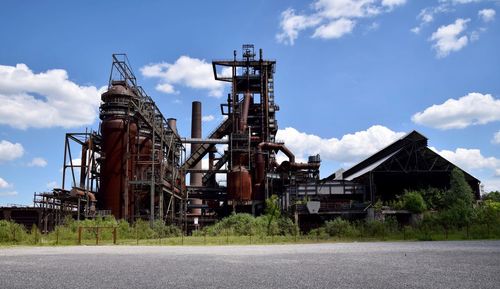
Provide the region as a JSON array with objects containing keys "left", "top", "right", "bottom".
[
  {"left": 18, "top": 44, "right": 483, "bottom": 232},
  {"left": 35, "top": 54, "right": 186, "bottom": 229},
  {"left": 180, "top": 44, "right": 322, "bottom": 224},
  {"left": 31, "top": 45, "right": 369, "bottom": 230}
]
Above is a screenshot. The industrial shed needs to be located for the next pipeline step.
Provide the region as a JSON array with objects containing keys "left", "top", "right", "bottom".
[{"left": 330, "top": 131, "right": 481, "bottom": 203}]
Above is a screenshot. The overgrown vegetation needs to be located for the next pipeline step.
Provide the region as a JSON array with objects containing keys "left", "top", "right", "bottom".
[{"left": 1, "top": 171, "right": 499, "bottom": 246}]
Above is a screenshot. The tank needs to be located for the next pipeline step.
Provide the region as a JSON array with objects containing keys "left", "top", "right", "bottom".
[
  {"left": 227, "top": 166, "right": 252, "bottom": 201},
  {"left": 99, "top": 82, "right": 137, "bottom": 219}
]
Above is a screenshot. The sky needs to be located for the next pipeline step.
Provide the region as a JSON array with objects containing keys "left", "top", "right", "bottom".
[{"left": 0, "top": 0, "right": 499, "bottom": 206}]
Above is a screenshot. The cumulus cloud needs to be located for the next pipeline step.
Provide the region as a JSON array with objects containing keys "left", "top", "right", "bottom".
[
  {"left": 0, "top": 177, "right": 11, "bottom": 189},
  {"left": 430, "top": 18, "right": 470, "bottom": 57},
  {"left": 276, "top": 125, "right": 406, "bottom": 164},
  {"left": 432, "top": 147, "right": 500, "bottom": 171},
  {"left": 141, "top": 56, "right": 231, "bottom": 98},
  {"left": 478, "top": 9, "right": 496, "bottom": 22},
  {"left": 430, "top": 146, "right": 500, "bottom": 191},
  {"left": 0, "top": 64, "right": 103, "bottom": 129},
  {"left": 0, "top": 140, "right": 24, "bottom": 162},
  {"left": 276, "top": 0, "right": 407, "bottom": 45},
  {"left": 276, "top": 8, "right": 321, "bottom": 45},
  {"left": 412, "top": 93, "right": 500, "bottom": 129},
  {"left": 493, "top": 131, "right": 500, "bottom": 144},
  {"left": 202, "top": 115, "right": 215, "bottom": 122},
  {"left": 28, "top": 157, "right": 48, "bottom": 167},
  {"left": 312, "top": 18, "right": 356, "bottom": 39}
]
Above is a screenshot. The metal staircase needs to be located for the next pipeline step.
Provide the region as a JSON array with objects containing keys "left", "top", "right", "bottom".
[{"left": 181, "top": 117, "right": 232, "bottom": 171}]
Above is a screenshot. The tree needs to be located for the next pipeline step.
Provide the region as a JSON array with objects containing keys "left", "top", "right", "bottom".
[
  {"left": 439, "top": 168, "right": 475, "bottom": 230},
  {"left": 482, "top": 191, "right": 500, "bottom": 202},
  {"left": 401, "top": 191, "right": 427, "bottom": 213}
]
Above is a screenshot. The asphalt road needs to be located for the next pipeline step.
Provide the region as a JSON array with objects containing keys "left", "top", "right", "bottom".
[{"left": 1, "top": 241, "right": 499, "bottom": 289}]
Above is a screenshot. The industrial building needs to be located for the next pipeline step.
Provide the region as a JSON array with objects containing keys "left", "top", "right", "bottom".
[{"left": 0, "top": 45, "right": 482, "bottom": 232}]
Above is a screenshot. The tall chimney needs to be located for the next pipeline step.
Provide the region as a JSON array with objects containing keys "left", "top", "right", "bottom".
[
  {"left": 190, "top": 101, "right": 202, "bottom": 215},
  {"left": 167, "top": 118, "right": 178, "bottom": 135}
]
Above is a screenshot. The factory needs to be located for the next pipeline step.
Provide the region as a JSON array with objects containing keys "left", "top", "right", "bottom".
[{"left": 0, "top": 45, "right": 481, "bottom": 232}]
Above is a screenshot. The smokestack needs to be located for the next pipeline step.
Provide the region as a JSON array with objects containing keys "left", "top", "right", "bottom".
[
  {"left": 167, "top": 118, "right": 178, "bottom": 135},
  {"left": 190, "top": 101, "right": 202, "bottom": 215}
]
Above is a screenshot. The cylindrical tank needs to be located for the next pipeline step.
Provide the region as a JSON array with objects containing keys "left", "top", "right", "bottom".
[
  {"left": 253, "top": 152, "right": 266, "bottom": 201},
  {"left": 227, "top": 166, "right": 252, "bottom": 201},
  {"left": 100, "top": 119, "right": 127, "bottom": 218},
  {"left": 99, "top": 83, "right": 137, "bottom": 219}
]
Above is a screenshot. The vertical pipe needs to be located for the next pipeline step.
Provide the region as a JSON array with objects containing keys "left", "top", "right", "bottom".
[
  {"left": 190, "top": 101, "right": 202, "bottom": 215},
  {"left": 150, "top": 128, "right": 155, "bottom": 225}
]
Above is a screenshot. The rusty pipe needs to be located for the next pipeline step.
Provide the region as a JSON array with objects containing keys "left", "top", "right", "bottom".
[
  {"left": 257, "top": 142, "right": 295, "bottom": 163},
  {"left": 277, "top": 161, "right": 320, "bottom": 172},
  {"left": 239, "top": 92, "right": 251, "bottom": 132}
]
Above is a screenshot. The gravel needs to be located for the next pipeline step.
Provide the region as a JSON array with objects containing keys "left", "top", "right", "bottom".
[{"left": 1, "top": 240, "right": 499, "bottom": 289}]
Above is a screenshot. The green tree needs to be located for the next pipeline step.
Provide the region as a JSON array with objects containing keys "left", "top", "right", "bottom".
[
  {"left": 482, "top": 191, "right": 500, "bottom": 202},
  {"left": 439, "top": 168, "right": 475, "bottom": 230},
  {"left": 401, "top": 191, "right": 427, "bottom": 213}
]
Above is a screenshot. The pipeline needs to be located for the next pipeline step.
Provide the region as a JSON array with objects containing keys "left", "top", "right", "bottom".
[
  {"left": 239, "top": 92, "right": 251, "bottom": 132},
  {"left": 70, "top": 187, "right": 97, "bottom": 214},
  {"left": 257, "top": 142, "right": 295, "bottom": 163}
]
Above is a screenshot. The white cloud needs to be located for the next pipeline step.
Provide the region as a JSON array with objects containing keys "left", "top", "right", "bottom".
[
  {"left": 411, "top": 27, "right": 421, "bottom": 34},
  {"left": 493, "top": 131, "right": 500, "bottom": 144},
  {"left": 382, "top": 0, "right": 406, "bottom": 8},
  {"left": 312, "top": 18, "right": 356, "bottom": 39},
  {"left": 0, "top": 177, "right": 11, "bottom": 189},
  {"left": 432, "top": 147, "right": 500, "bottom": 171},
  {"left": 141, "top": 56, "right": 230, "bottom": 98},
  {"left": 0, "top": 140, "right": 24, "bottom": 162},
  {"left": 156, "top": 83, "right": 177, "bottom": 94},
  {"left": 28, "top": 157, "right": 47, "bottom": 167},
  {"left": 411, "top": 5, "right": 449, "bottom": 34},
  {"left": 0, "top": 191, "right": 18, "bottom": 197},
  {"left": 441, "top": 0, "right": 487, "bottom": 4},
  {"left": 482, "top": 178, "right": 500, "bottom": 193},
  {"left": 430, "top": 146, "right": 500, "bottom": 191},
  {"left": 202, "top": 115, "right": 215, "bottom": 122},
  {"left": 276, "top": 0, "right": 407, "bottom": 45},
  {"left": 276, "top": 125, "right": 405, "bottom": 164},
  {"left": 0, "top": 64, "right": 103, "bottom": 129},
  {"left": 412, "top": 92, "right": 500, "bottom": 129},
  {"left": 478, "top": 9, "right": 496, "bottom": 22},
  {"left": 314, "top": 0, "right": 382, "bottom": 19},
  {"left": 276, "top": 8, "right": 321, "bottom": 45},
  {"left": 430, "top": 18, "right": 470, "bottom": 57}
]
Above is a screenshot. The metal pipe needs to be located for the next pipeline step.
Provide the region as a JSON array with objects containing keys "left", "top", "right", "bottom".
[
  {"left": 181, "top": 138, "right": 229, "bottom": 144},
  {"left": 239, "top": 92, "right": 251, "bottom": 132},
  {"left": 257, "top": 142, "right": 295, "bottom": 163}
]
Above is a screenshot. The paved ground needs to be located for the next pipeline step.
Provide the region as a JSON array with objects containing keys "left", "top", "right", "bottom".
[{"left": 1, "top": 241, "right": 499, "bottom": 289}]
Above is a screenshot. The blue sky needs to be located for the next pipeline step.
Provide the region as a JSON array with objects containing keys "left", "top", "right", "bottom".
[{"left": 1, "top": 0, "right": 499, "bottom": 205}]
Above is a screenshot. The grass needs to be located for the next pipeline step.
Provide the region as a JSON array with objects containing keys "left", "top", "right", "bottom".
[{"left": 2, "top": 226, "right": 499, "bottom": 247}]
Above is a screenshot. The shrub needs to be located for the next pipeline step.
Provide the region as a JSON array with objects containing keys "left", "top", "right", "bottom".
[
  {"left": 324, "top": 218, "right": 357, "bottom": 237},
  {"left": 401, "top": 191, "right": 427, "bottom": 213}
]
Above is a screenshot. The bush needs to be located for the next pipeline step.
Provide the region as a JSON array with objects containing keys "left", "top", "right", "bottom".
[
  {"left": 152, "top": 220, "right": 181, "bottom": 238},
  {"left": 202, "top": 213, "right": 298, "bottom": 237},
  {"left": 0, "top": 220, "right": 29, "bottom": 243},
  {"left": 401, "top": 191, "right": 427, "bottom": 213},
  {"left": 324, "top": 218, "right": 357, "bottom": 237}
]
